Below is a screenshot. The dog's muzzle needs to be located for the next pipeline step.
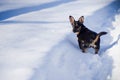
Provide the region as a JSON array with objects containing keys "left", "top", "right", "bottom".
[{"left": 73, "top": 26, "right": 81, "bottom": 35}]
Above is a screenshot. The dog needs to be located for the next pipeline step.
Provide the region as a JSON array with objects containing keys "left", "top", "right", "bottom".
[{"left": 69, "top": 15, "right": 107, "bottom": 54}]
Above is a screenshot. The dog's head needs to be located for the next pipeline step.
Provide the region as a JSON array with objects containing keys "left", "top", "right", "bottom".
[{"left": 69, "top": 16, "right": 84, "bottom": 34}]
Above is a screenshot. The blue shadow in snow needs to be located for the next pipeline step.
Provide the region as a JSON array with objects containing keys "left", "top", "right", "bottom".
[
  {"left": 85, "top": 0, "right": 120, "bottom": 30},
  {"left": 0, "top": 20, "right": 67, "bottom": 24},
  {"left": 0, "top": 0, "right": 74, "bottom": 21}
]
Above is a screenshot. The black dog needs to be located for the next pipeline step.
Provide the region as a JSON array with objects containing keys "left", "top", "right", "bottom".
[{"left": 69, "top": 15, "right": 107, "bottom": 54}]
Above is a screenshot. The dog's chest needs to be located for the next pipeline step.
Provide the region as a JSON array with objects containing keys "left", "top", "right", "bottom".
[
  {"left": 78, "top": 39, "right": 96, "bottom": 48},
  {"left": 77, "top": 32, "right": 97, "bottom": 48}
]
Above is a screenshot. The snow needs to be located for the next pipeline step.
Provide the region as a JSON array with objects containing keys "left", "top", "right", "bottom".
[
  {"left": 0, "top": 0, "right": 120, "bottom": 80},
  {"left": 107, "top": 14, "right": 120, "bottom": 80},
  {"left": 0, "top": 0, "right": 56, "bottom": 12},
  {"left": 4, "top": 0, "right": 114, "bottom": 21}
]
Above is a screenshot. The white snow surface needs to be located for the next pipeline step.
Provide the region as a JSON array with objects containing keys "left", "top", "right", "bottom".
[
  {"left": 107, "top": 14, "right": 120, "bottom": 80},
  {"left": 0, "top": 0, "right": 120, "bottom": 80},
  {"left": 0, "top": 0, "right": 56, "bottom": 12}
]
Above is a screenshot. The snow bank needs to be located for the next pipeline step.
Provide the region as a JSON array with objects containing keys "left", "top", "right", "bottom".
[
  {"left": 31, "top": 34, "right": 113, "bottom": 80},
  {"left": 0, "top": 23, "right": 69, "bottom": 80},
  {"left": 107, "top": 14, "right": 120, "bottom": 80}
]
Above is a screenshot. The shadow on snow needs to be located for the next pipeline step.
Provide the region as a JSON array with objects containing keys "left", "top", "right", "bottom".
[
  {"left": 0, "top": 20, "right": 68, "bottom": 24},
  {"left": 0, "top": 0, "right": 74, "bottom": 21}
]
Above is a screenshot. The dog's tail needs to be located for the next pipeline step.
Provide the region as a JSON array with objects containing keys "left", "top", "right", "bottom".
[
  {"left": 98, "top": 32, "right": 107, "bottom": 37},
  {"left": 91, "top": 32, "right": 107, "bottom": 46}
]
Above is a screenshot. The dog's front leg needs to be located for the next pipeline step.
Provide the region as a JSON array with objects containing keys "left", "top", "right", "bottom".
[
  {"left": 78, "top": 41, "right": 86, "bottom": 53},
  {"left": 78, "top": 40, "right": 82, "bottom": 49},
  {"left": 82, "top": 48, "right": 87, "bottom": 53}
]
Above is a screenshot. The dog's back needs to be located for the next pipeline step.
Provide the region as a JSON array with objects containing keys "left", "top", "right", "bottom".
[{"left": 77, "top": 25, "right": 97, "bottom": 43}]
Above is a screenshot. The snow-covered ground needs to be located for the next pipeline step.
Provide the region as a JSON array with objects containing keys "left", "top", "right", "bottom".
[
  {"left": 0, "top": 0, "right": 56, "bottom": 12},
  {"left": 0, "top": 0, "right": 120, "bottom": 80},
  {"left": 107, "top": 14, "right": 120, "bottom": 80}
]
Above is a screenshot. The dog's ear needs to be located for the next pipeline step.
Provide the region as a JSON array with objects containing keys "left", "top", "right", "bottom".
[
  {"left": 69, "top": 15, "right": 75, "bottom": 25},
  {"left": 78, "top": 16, "right": 84, "bottom": 23}
]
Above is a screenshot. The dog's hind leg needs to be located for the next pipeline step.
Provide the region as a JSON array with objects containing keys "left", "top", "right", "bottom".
[
  {"left": 94, "top": 38, "right": 100, "bottom": 54},
  {"left": 95, "top": 48, "right": 99, "bottom": 54},
  {"left": 94, "top": 44, "right": 100, "bottom": 54}
]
